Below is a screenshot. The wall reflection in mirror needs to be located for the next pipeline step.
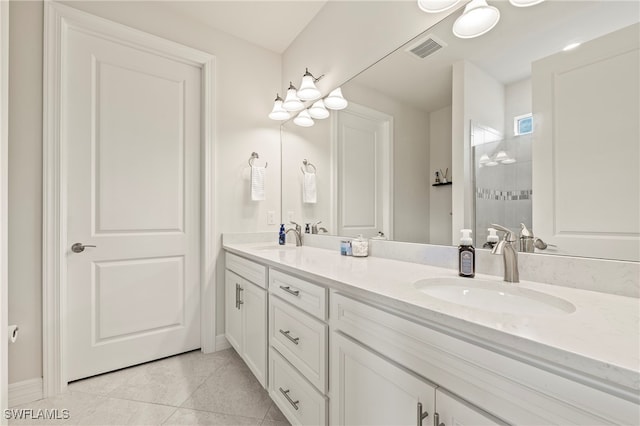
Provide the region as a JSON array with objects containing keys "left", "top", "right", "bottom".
[{"left": 281, "top": 0, "right": 639, "bottom": 262}]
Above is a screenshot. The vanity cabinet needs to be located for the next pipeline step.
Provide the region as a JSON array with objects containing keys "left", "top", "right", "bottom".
[
  {"left": 268, "top": 269, "right": 329, "bottom": 425},
  {"left": 331, "top": 332, "right": 501, "bottom": 426},
  {"left": 331, "top": 291, "right": 636, "bottom": 425},
  {"left": 224, "top": 253, "right": 267, "bottom": 387}
]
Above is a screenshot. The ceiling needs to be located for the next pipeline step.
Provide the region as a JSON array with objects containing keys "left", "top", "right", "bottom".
[
  {"left": 161, "top": 0, "right": 327, "bottom": 54},
  {"left": 348, "top": 1, "right": 640, "bottom": 113}
]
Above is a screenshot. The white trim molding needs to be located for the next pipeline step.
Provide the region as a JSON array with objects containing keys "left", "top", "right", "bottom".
[
  {"left": 0, "top": 0, "right": 9, "bottom": 418},
  {"left": 43, "top": 1, "right": 216, "bottom": 397},
  {"left": 215, "top": 334, "right": 231, "bottom": 352},
  {"left": 8, "top": 378, "right": 43, "bottom": 408}
]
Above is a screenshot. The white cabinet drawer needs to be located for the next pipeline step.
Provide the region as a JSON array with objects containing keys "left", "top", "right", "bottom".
[
  {"left": 226, "top": 252, "right": 266, "bottom": 288},
  {"left": 270, "top": 348, "right": 327, "bottom": 426},
  {"left": 270, "top": 296, "right": 328, "bottom": 393},
  {"left": 270, "top": 269, "right": 327, "bottom": 320}
]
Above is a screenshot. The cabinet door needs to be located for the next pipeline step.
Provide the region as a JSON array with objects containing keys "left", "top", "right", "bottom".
[
  {"left": 331, "top": 332, "right": 436, "bottom": 426},
  {"left": 224, "top": 270, "right": 242, "bottom": 353},
  {"left": 242, "top": 280, "right": 267, "bottom": 387},
  {"left": 435, "top": 389, "right": 504, "bottom": 426}
]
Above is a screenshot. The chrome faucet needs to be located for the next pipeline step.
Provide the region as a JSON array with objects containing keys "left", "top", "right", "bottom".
[
  {"left": 286, "top": 227, "right": 303, "bottom": 247},
  {"left": 311, "top": 221, "right": 328, "bottom": 234},
  {"left": 490, "top": 224, "right": 519, "bottom": 283},
  {"left": 290, "top": 221, "right": 301, "bottom": 234}
]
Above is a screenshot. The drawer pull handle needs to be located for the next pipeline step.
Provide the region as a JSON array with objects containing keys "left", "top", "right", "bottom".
[
  {"left": 279, "top": 329, "right": 300, "bottom": 345},
  {"left": 417, "top": 402, "right": 429, "bottom": 426},
  {"left": 279, "top": 285, "right": 300, "bottom": 296},
  {"left": 238, "top": 286, "right": 244, "bottom": 306},
  {"left": 279, "top": 387, "right": 300, "bottom": 410},
  {"left": 235, "top": 283, "right": 239, "bottom": 309}
]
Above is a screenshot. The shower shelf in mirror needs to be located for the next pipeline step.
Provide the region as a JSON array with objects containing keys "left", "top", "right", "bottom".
[{"left": 432, "top": 182, "right": 452, "bottom": 187}]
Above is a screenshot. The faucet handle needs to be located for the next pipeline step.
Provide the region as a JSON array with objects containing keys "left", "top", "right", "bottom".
[{"left": 490, "top": 224, "right": 516, "bottom": 242}]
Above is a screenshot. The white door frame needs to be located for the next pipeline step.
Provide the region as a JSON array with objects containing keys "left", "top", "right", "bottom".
[
  {"left": 330, "top": 102, "right": 394, "bottom": 239},
  {"left": 42, "top": 1, "right": 216, "bottom": 397},
  {"left": 1, "top": 0, "right": 9, "bottom": 416}
]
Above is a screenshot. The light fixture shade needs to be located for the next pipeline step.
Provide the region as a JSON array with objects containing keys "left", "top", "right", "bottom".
[
  {"left": 452, "top": 0, "right": 500, "bottom": 39},
  {"left": 479, "top": 154, "right": 491, "bottom": 164},
  {"left": 494, "top": 151, "right": 509, "bottom": 161},
  {"left": 294, "top": 110, "right": 314, "bottom": 127},
  {"left": 417, "top": 0, "right": 461, "bottom": 13},
  {"left": 309, "top": 99, "right": 330, "bottom": 119},
  {"left": 268, "top": 95, "right": 291, "bottom": 121},
  {"left": 485, "top": 161, "right": 499, "bottom": 167},
  {"left": 324, "top": 87, "right": 348, "bottom": 110},
  {"left": 283, "top": 83, "right": 304, "bottom": 112},
  {"left": 509, "top": 0, "right": 544, "bottom": 7},
  {"left": 501, "top": 158, "right": 516, "bottom": 164},
  {"left": 297, "top": 72, "right": 321, "bottom": 101}
]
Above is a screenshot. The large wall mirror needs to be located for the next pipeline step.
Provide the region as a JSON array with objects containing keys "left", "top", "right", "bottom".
[{"left": 281, "top": 0, "right": 639, "bottom": 262}]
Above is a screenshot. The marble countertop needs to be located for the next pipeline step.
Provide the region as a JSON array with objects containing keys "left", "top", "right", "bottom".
[{"left": 223, "top": 242, "right": 640, "bottom": 396}]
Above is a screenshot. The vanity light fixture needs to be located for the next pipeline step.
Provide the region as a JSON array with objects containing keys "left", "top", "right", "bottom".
[
  {"left": 494, "top": 151, "right": 509, "bottom": 162},
  {"left": 268, "top": 94, "right": 291, "bottom": 121},
  {"left": 508, "top": 0, "right": 544, "bottom": 7},
  {"left": 294, "top": 109, "right": 315, "bottom": 127},
  {"left": 324, "top": 87, "right": 349, "bottom": 110},
  {"left": 419, "top": 0, "right": 544, "bottom": 39},
  {"left": 452, "top": 0, "right": 500, "bottom": 39},
  {"left": 283, "top": 82, "right": 304, "bottom": 112},
  {"left": 297, "top": 68, "right": 324, "bottom": 101},
  {"left": 417, "top": 0, "right": 461, "bottom": 13},
  {"left": 309, "top": 99, "right": 330, "bottom": 119}
]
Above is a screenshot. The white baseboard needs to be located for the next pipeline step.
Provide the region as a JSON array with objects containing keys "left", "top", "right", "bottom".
[
  {"left": 215, "top": 334, "right": 231, "bottom": 351},
  {"left": 8, "top": 378, "right": 43, "bottom": 407}
]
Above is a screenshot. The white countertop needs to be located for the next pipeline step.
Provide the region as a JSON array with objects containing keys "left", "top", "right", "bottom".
[{"left": 223, "top": 242, "right": 640, "bottom": 396}]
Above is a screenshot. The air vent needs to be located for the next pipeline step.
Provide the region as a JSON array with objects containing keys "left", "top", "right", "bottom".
[{"left": 406, "top": 34, "right": 446, "bottom": 59}]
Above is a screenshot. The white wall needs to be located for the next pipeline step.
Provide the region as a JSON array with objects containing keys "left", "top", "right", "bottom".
[
  {"left": 8, "top": 0, "right": 44, "bottom": 385},
  {"left": 1, "top": 0, "right": 8, "bottom": 413},
  {"left": 281, "top": 119, "right": 332, "bottom": 234},
  {"left": 429, "top": 106, "right": 452, "bottom": 246},
  {"left": 346, "top": 82, "right": 430, "bottom": 243},
  {"left": 9, "top": 0, "right": 281, "bottom": 385},
  {"left": 451, "top": 61, "right": 505, "bottom": 244},
  {"left": 505, "top": 78, "right": 532, "bottom": 138}
]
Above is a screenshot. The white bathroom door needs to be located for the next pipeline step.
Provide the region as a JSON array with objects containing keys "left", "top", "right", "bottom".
[
  {"left": 64, "top": 26, "right": 201, "bottom": 381},
  {"left": 335, "top": 104, "right": 392, "bottom": 238}
]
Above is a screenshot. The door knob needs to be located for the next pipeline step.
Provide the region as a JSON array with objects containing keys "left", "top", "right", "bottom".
[{"left": 71, "top": 243, "right": 96, "bottom": 253}]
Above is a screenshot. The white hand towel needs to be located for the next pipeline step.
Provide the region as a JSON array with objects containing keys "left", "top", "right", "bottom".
[
  {"left": 251, "top": 166, "right": 266, "bottom": 201},
  {"left": 303, "top": 171, "right": 317, "bottom": 204}
]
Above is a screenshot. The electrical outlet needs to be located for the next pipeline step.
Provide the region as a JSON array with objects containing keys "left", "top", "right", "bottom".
[
  {"left": 287, "top": 211, "right": 295, "bottom": 223},
  {"left": 267, "top": 211, "right": 276, "bottom": 225}
]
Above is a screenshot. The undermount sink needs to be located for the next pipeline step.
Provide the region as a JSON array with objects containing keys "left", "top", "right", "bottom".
[{"left": 414, "top": 277, "right": 576, "bottom": 316}]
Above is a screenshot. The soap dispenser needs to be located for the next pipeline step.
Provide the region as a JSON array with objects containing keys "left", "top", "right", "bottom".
[
  {"left": 483, "top": 228, "right": 499, "bottom": 249},
  {"left": 458, "top": 229, "right": 475, "bottom": 278},
  {"left": 278, "top": 224, "right": 286, "bottom": 245}
]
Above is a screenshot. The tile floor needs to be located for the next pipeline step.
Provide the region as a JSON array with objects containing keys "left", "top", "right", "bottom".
[{"left": 10, "top": 349, "right": 291, "bottom": 426}]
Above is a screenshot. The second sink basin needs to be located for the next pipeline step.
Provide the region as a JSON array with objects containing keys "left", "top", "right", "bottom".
[{"left": 414, "top": 277, "right": 576, "bottom": 316}]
